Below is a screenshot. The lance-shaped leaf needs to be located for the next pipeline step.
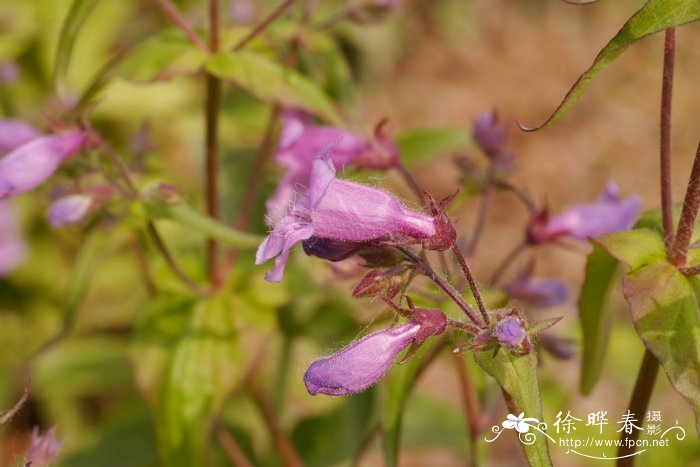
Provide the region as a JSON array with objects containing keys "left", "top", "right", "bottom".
[
  {"left": 622, "top": 262, "right": 700, "bottom": 435},
  {"left": 474, "top": 351, "right": 552, "bottom": 467},
  {"left": 521, "top": 0, "right": 700, "bottom": 131},
  {"left": 205, "top": 51, "right": 343, "bottom": 125},
  {"left": 53, "top": 0, "right": 100, "bottom": 90},
  {"left": 579, "top": 243, "right": 620, "bottom": 395}
]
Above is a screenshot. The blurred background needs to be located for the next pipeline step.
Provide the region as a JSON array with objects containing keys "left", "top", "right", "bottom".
[{"left": 1, "top": 0, "right": 699, "bottom": 465}]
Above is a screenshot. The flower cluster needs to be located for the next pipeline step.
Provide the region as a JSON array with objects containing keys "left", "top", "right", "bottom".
[{"left": 258, "top": 109, "right": 641, "bottom": 398}]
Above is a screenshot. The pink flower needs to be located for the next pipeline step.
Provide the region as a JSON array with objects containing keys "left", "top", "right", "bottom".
[
  {"left": 256, "top": 153, "right": 435, "bottom": 282},
  {"left": 266, "top": 110, "right": 373, "bottom": 224},
  {"left": 0, "top": 119, "right": 41, "bottom": 154},
  {"left": 26, "top": 426, "right": 62, "bottom": 467},
  {"left": 528, "top": 181, "right": 640, "bottom": 243},
  {"left": 304, "top": 308, "right": 446, "bottom": 395},
  {"left": 0, "top": 201, "right": 27, "bottom": 276},
  {"left": 0, "top": 131, "right": 86, "bottom": 200}
]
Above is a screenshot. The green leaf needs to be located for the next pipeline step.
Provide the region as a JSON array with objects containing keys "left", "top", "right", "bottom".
[
  {"left": 474, "top": 351, "right": 552, "bottom": 467},
  {"left": 381, "top": 340, "right": 437, "bottom": 467},
  {"left": 395, "top": 128, "right": 472, "bottom": 167},
  {"left": 53, "top": 0, "right": 100, "bottom": 91},
  {"left": 522, "top": 0, "right": 700, "bottom": 131},
  {"left": 579, "top": 243, "right": 621, "bottom": 395},
  {"left": 205, "top": 51, "right": 343, "bottom": 125},
  {"left": 142, "top": 199, "right": 263, "bottom": 249},
  {"left": 132, "top": 295, "right": 243, "bottom": 466},
  {"left": 161, "top": 296, "right": 241, "bottom": 466},
  {"left": 595, "top": 229, "right": 667, "bottom": 272},
  {"left": 117, "top": 29, "right": 208, "bottom": 82},
  {"left": 622, "top": 262, "right": 700, "bottom": 434},
  {"left": 292, "top": 390, "right": 377, "bottom": 467}
]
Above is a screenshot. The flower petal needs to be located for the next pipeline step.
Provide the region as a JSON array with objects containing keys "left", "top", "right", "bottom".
[{"left": 304, "top": 321, "right": 421, "bottom": 395}]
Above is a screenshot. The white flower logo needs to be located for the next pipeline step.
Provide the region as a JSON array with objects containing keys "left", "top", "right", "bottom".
[{"left": 502, "top": 413, "right": 540, "bottom": 433}]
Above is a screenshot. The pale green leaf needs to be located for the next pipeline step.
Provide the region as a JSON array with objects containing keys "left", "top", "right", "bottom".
[{"left": 205, "top": 51, "right": 343, "bottom": 125}]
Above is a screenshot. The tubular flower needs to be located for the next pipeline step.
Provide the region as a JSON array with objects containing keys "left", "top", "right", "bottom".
[
  {"left": 256, "top": 153, "right": 435, "bottom": 282},
  {"left": 0, "top": 119, "right": 41, "bottom": 154},
  {"left": 265, "top": 110, "right": 372, "bottom": 223},
  {"left": 504, "top": 263, "right": 568, "bottom": 307},
  {"left": 0, "top": 131, "right": 87, "bottom": 200},
  {"left": 304, "top": 308, "right": 446, "bottom": 396},
  {"left": 0, "top": 201, "right": 27, "bottom": 276},
  {"left": 528, "top": 181, "right": 640, "bottom": 243}
]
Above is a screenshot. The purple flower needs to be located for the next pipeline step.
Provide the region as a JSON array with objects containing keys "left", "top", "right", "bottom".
[
  {"left": 0, "top": 201, "right": 27, "bottom": 276},
  {"left": 48, "top": 194, "right": 93, "bottom": 227},
  {"left": 256, "top": 153, "right": 435, "bottom": 282},
  {"left": 266, "top": 110, "right": 372, "bottom": 224},
  {"left": 528, "top": 181, "right": 640, "bottom": 243},
  {"left": 495, "top": 316, "right": 526, "bottom": 348},
  {"left": 0, "top": 61, "right": 20, "bottom": 84},
  {"left": 504, "top": 263, "right": 568, "bottom": 307},
  {"left": 0, "top": 119, "right": 41, "bottom": 154},
  {"left": 473, "top": 111, "right": 508, "bottom": 157},
  {"left": 26, "top": 426, "right": 62, "bottom": 467},
  {"left": 0, "top": 131, "right": 86, "bottom": 200},
  {"left": 304, "top": 308, "right": 446, "bottom": 395}
]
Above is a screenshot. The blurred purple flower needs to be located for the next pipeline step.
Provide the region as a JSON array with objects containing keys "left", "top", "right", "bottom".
[
  {"left": 48, "top": 194, "right": 92, "bottom": 227},
  {"left": 0, "top": 201, "right": 27, "bottom": 276},
  {"left": 266, "top": 110, "right": 373, "bottom": 224},
  {"left": 505, "top": 263, "right": 568, "bottom": 307},
  {"left": 528, "top": 181, "right": 640, "bottom": 243},
  {"left": 0, "top": 119, "right": 41, "bottom": 155},
  {"left": 304, "top": 308, "right": 446, "bottom": 395},
  {"left": 257, "top": 153, "right": 435, "bottom": 282},
  {"left": 495, "top": 316, "right": 526, "bottom": 348},
  {"left": 0, "top": 131, "right": 86, "bottom": 200},
  {"left": 229, "top": 0, "right": 255, "bottom": 23},
  {"left": 473, "top": 111, "right": 508, "bottom": 157},
  {"left": 26, "top": 426, "right": 62, "bottom": 467},
  {"left": 0, "top": 61, "right": 20, "bottom": 84}
]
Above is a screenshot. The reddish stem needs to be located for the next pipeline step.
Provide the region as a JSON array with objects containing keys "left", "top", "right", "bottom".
[
  {"left": 152, "top": 0, "right": 208, "bottom": 52},
  {"left": 670, "top": 140, "right": 700, "bottom": 267},
  {"left": 660, "top": 27, "right": 676, "bottom": 252},
  {"left": 232, "top": 0, "right": 298, "bottom": 52},
  {"left": 206, "top": 0, "right": 222, "bottom": 286},
  {"left": 451, "top": 243, "right": 490, "bottom": 324}
]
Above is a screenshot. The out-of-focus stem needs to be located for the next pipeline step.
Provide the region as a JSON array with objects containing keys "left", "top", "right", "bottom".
[
  {"left": 670, "top": 140, "right": 700, "bottom": 267},
  {"left": 206, "top": 0, "right": 222, "bottom": 287},
  {"left": 217, "top": 425, "right": 255, "bottom": 467},
  {"left": 489, "top": 242, "right": 525, "bottom": 286},
  {"left": 232, "top": 0, "right": 298, "bottom": 52},
  {"left": 250, "top": 382, "right": 303, "bottom": 467},
  {"left": 616, "top": 351, "right": 659, "bottom": 466},
  {"left": 451, "top": 243, "right": 490, "bottom": 324},
  {"left": 467, "top": 182, "right": 492, "bottom": 256},
  {"left": 454, "top": 357, "right": 481, "bottom": 467},
  {"left": 660, "top": 27, "right": 676, "bottom": 251},
  {"left": 396, "top": 163, "right": 426, "bottom": 206},
  {"left": 103, "top": 144, "right": 203, "bottom": 294},
  {"left": 152, "top": 0, "right": 208, "bottom": 51}
]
